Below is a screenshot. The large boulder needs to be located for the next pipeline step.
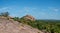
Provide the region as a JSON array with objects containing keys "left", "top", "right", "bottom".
[{"left": 21, "top": 15, "right": 35, "bottom": 21}]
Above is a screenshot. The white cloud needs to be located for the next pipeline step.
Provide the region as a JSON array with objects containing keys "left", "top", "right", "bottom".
[
  {"left": 0, "top": 7, "right": 11, "bottom": 12},
  {"left": 41, "top": 9, "right": 46, "bottom": 11},
  {"left": 53, "top": 9, "right": 59, "bottom": 12},
  {"left": 24, "top": 7, "right": 30, "bottom": 12},
  {"left": 38, "top": 12, "right": 47, "bottom": 16},
  {"left": 22, "top": 7, "right": 37, "bottom": 14},
  {"left": 48, "top": 7, "right": 59, "bottom": 12},
  {"left": 0, "top": 7, "right": 8, "bottom": 12},
  {"left": 23, "top": 7, "right": 37, "bottom": 11},
  {"left": 0, "top": 7, "right": 8, "bottom": 10}
]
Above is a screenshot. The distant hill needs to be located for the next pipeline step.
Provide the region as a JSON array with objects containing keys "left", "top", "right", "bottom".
[{"left": 36, "top": 19, "right": 60, "bottom": 22}]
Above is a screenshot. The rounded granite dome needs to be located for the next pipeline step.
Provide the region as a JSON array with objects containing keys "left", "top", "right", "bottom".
[{"left": 23, "top": 14, "right": 35, "bottom": 21}]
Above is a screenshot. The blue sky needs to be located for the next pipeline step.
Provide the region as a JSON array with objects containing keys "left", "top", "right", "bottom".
[{"left": 0, "top": 0, "right": 60, "bottom": 20}]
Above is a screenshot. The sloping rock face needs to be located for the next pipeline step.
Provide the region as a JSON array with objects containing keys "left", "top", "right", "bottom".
[
  {"left": 0, "top": 17, "right": 43, "bottom": 33},
  {"left": 0, "top": 17, "right": 20, "bottom": 33}
]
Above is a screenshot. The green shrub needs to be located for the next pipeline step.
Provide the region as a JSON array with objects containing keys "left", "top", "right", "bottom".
[{"left": 0, "top": 12, "right": 9, "bottom": 17}]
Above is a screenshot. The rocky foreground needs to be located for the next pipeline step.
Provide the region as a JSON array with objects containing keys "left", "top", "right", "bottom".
[{"left": 0, "top": 17, "right": 44, "bottom": 33}]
